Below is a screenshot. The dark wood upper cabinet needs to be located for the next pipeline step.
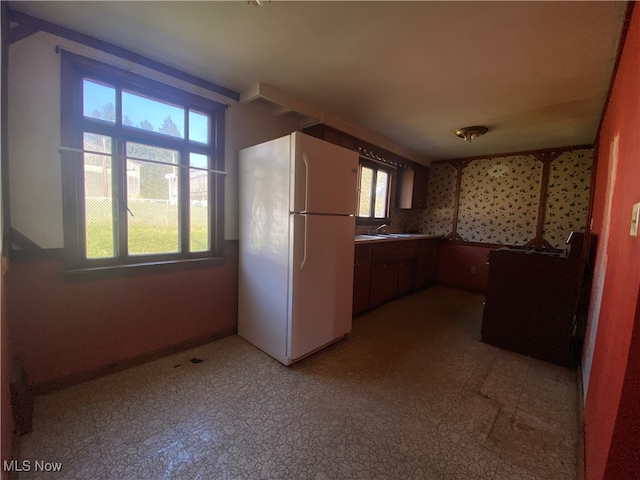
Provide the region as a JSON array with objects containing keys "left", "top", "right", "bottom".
[
  {"left": 323, "top": 128, "right": 341, "bottom": 146},
  {"left": 301, "top": 124, "right": 413, "bottom": 168},
  {"left": 339, "top": 135, "right": 356, "bottom": 151},
  {"left": 397, "top": 164, "right": 428, "bottom": 210}
]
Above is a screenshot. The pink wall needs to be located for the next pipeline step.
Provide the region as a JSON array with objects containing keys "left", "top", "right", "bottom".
[
  {"left": 584, "top": 5, "right": 640, "bottom": 480},
  {"left": 437, "top": 243, "right": 492, "bottom": 293},
  {"left": 6, "top": 244, "right": 238, "bottom": 387}
]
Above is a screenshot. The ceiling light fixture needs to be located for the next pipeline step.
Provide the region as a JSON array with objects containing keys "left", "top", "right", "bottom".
[{"left": 455, "top": 126, "right": 489, "bottom": 143}]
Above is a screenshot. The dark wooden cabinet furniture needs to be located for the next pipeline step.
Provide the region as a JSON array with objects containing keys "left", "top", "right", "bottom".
[
  {"left": 413, "top": 238, "right": 440, "bottom": 290},
  {"left": 369, "top": 243, "right": 395, "bottom": 308},
  {"left": 481, "top": 245, "right": 584, "bottom": 366},
  {"left": 397, "top": 165, "right": 429, "bottom": 210},
  {"left": 355, "top": 237, "right": 439, "bottom": 314},
  {"left": 303, "top": 124, "right": 410, "bottom": 167},
  {"left": 353, "top": 244, "right": 372, "bottom": 316},
  {"left": 387, "top": 240, "right": 418, "bottom": 298}
]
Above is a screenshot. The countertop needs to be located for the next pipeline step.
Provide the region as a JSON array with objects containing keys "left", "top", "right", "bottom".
[{"left": 354, "top": 234, "right": 443, "bottom": 244}]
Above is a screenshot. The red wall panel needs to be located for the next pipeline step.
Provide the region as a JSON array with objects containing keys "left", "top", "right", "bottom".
[
  {"left": 584, "top": 5, "right": 640, "bottom": 480},
  {"left": 6, "top": 244, "right": 238, "bottom": 387},
  {"left": 603, "top": 289, "right": 640, "bottom": 478}
]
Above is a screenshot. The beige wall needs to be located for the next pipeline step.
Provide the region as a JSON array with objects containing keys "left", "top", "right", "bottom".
[{"left": 8, "top": 32, "right": 297, "bottom": 246}]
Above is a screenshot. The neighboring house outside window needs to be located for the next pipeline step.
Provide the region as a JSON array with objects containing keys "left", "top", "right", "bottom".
[{"left": 60, "top": 52, "right": 226, "bottom": 270}]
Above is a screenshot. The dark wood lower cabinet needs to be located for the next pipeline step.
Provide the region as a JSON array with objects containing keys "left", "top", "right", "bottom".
[
  {"left": 353, "top": 244, "right": 372, "bottom": 316},
  {"left": 369, "top": 263, "right": 396, "bottom": 308},
  {"left": 397, "top": 260, "right": 413, "bottom": 296},
  {"left": 425, "top": 240, "right": 440, "bottom": 285},
  {"left": 412, "top": 238, "right": 440, "bottom": 290},
  {"left": 354, "top": 238, "right": 440, "bottom": 315}
]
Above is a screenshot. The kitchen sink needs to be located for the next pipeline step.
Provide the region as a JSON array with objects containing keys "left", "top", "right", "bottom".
[
  {"left": 355, "top": 233, "right": 427, "bottom": 241},
  {"left": 372, "top": 233, "right": 419, "bottom": 238}
]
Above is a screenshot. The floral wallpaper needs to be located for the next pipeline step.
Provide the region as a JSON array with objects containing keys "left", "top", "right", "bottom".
[
  {"left": 397, "top": 147, "right": 594, "bottom": 248},
  {"left": 457, "top": 155, "right": 542, "bottom": 245},
  {"left": 402, "top": 162, "right": 458, "bottom": 235},
  {"left": 389, "top": 208, "right": 410, "bottom": 231},
  {"left": 543, "top": 149, "right": 593, "bottom": 248}
]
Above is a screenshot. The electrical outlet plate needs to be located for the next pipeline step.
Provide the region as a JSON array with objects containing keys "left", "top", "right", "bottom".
[{"left": 631, "top": 202, "right": 640, "bottom": 237}]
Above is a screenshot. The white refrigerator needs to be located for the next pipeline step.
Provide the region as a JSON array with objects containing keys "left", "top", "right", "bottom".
[{"left": 238, "top": 132, "right": 358, "bottom": 365}]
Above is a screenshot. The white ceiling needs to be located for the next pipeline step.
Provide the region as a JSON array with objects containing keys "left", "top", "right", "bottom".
[{"left": 9, "top": 1, "right": 627, "bottom": 162}]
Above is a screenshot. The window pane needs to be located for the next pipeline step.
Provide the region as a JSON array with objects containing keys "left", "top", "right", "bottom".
[
  {"left": 374, "top": 170, "right": 389, "bottom": 218},
  {"left": 190, "top": 153, "right": 209, "bottom": 252},
  {"left": 83, "top": 133, "right": 115, "bottom": 258},
  {"left": 358, "top": 166, "right": 374, "bottom": 217},
  {"left": 122, "top": 91, "right": 185, "bottom": 138},
  {"left": 126, "top": 143, "right": 180, "bottom": 255},
  {"left": 126, "top": 142, "right": 179, "bottom": 165},
  {"left": 189, "top": 110, "right": 210, "bottom": 145},
  {"left": 190, "top": 169, "right": 209, "bottom": 252},
  {"left": 190, "top": 152, "right": 208, "bottom": 169},
  {"left": 83, "top": 80, "right": 116, "bottom": 123}
]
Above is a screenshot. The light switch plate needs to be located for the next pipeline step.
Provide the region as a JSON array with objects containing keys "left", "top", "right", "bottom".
[{"left": 631, "top": 202, "right": 640, "bottom": 237}]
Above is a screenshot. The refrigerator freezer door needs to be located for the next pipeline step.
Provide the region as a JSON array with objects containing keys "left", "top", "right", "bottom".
[
  {"left": 288, "top": 213, "right": 355, "bottom": 361},
  {"left": 290, "top": 132, "right": 358, "bottom": 215}
]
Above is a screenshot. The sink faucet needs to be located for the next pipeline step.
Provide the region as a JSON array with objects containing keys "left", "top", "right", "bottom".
[{"left": 369, "top": 224, "right": 388, "bottom": 235}]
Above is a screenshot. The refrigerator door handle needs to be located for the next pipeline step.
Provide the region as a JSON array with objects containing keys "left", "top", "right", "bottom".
[
  {"left": 300, "top": 214, "right": 308, "bottom": 270},
  {"left": 302, "top": 153, "right": 309, "bottom": 213}
]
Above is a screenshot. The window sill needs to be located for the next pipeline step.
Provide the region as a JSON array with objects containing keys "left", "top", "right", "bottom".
[{"left": 63, "top": 256, "right": 226, "bottom": 281}]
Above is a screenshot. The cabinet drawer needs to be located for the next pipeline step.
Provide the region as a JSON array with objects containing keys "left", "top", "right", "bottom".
[
  {"left": 386, "top": 240, "right": 418, "bottom": 261},
  {"left": 354, "top": 244, "right": 371, "bottom": 259},
  {"left": 371, "top": 244, "right": 387, "bottom": 264}
]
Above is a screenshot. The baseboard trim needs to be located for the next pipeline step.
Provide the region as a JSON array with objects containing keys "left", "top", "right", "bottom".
[
  {"left": 29, "top": 327, "right": 237, "bottom": 396},
  {"left": 437, "top": 281, "right": 487, "bottom": 295},
  {"left": 576, "top": 365, "right": 586, "bottom": 480}
]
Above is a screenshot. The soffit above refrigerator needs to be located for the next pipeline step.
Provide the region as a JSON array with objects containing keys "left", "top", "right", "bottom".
[
  {"left": 239, "top": 82, "right": 322, "bottom": 128},
  {"left": 239, "top": 82, "right": 430, "bottom": 165}
]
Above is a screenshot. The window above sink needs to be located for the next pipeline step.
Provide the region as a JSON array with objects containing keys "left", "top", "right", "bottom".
[{"left": 356, "top": 159, "right": 393, "bottom": 224}]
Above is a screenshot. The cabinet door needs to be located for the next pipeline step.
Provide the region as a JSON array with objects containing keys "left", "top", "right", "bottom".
[
  {"left": 340, "top": 135, "right": 356, "bottom": 151},
  {"left": 397, "top": 169, "right": 415, "bottom": 209},
  {"left": 370, "top": 263, "right": 397, "bottom": 308},
  {"left": 397, "top": 165, "right": 429, "bottom": 210},
  {"left": 413, "top": 240, "right": 429, "bottom": 291},
  {"left": 397, "top": 260, "right": 414, "bottom": 297},
  {"left": 425, "top": 239, "right": 440, "bottom": 285},
  {"left": 323, "top": 129, "right": 341, "bottom": 146},
  {"left": 353, "top": 248, "right": 371, "bottom": 315}
]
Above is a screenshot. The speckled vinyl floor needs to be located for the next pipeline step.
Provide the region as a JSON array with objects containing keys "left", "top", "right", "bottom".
[{"left": 17, "top": 287, "right": 578, "bottom": 480}]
